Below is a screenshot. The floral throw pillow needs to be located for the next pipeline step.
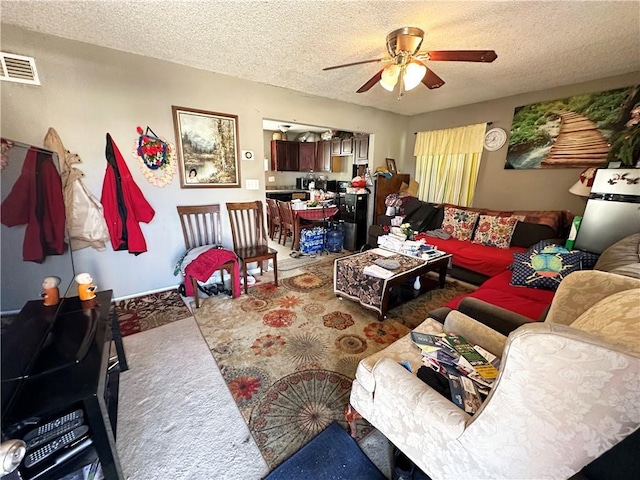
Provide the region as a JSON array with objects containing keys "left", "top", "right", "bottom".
[
  {"left": 510, "top": 244, "right": 583, "bottom": 291},
  {"left": 472, "top": 215, "right": 519, "bottom": 249},
  {"left": 441, "top": 207, "right": 479, "bottom": 241}
]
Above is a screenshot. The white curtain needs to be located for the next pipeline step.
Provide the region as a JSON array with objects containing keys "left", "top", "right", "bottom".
[{"left": 414, "top": 123, "right": 486, "bottom": 206}]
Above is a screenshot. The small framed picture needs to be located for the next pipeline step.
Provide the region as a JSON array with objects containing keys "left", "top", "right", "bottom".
[{"left": 386, "top": 158, "right": 397, "bottom": 173}]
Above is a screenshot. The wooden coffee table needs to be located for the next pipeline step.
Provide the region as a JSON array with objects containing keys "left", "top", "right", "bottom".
[{"left": 333, "top": 248, "right": 452, "bottom": 320}]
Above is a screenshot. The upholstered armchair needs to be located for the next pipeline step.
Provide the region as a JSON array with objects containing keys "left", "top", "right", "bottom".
[{"left": 350, "top": 270, "right": 640, "bottom": 479}]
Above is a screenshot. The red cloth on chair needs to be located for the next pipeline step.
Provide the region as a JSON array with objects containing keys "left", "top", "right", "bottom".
[{"left": 184, "top": 248, "right": 241, "bottom": 298}]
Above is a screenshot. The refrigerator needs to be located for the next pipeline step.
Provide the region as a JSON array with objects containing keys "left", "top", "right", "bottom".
[{"left": 574, "top": 168, "right": 640, "bottom": 254}]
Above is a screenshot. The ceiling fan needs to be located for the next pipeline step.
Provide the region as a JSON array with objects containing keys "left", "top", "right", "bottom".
[{"left": 323, "top": 27, "right": 497, "bottom": 97}]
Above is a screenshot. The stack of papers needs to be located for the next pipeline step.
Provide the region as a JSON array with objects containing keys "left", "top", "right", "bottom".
[{"left": 363, "top": 264, "right": 395, "bottom": 279}]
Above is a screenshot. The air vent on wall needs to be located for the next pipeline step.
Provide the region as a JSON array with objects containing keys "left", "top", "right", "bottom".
[{"left": 0, "top": 52, "right": 40, "bottom": 85}]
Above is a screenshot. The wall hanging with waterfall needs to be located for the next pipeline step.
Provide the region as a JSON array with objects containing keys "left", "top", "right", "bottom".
[{"left": 505, "top": 84, "right": 639, "bottom": 169}]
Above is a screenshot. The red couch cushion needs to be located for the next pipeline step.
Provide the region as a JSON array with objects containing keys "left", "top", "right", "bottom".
[
  {"left": 416, "top": 236, "right": 527, "bottom": 278},
  {"left": 445, "top": 270, "right": 555, "bottom": 320}
]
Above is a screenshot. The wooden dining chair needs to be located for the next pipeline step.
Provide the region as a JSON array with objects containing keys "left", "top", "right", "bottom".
[
  {"left": 176, "top": 204, "right": 238, "bottom": 307},
  {"left": 226, "top": 201, "right": 278, "bottom": 293},
  {"left": 265, "top": 198, "right": 282, "bottom": 240},
  {"left": 277, "top": 200, "right": 296, "bottom": 248}
]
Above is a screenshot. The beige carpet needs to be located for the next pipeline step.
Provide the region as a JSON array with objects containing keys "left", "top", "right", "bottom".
[
  {"left": 193, "top": 258, "right": 474, "bottom": 469},
  {"left": 117, "top": 317, "right": 269, "bottom": 479}
]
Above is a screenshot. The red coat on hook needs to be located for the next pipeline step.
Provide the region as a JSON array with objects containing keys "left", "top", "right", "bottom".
[
  {"left": 1, "top": 148, "right": 66, "bottom": 262},
  {"left": 101, "top": 133, "right": 155, "bottom": 255}
]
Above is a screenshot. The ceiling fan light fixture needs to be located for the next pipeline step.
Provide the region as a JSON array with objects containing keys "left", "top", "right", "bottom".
[
  {"left": 379, "top": 64, "right": 400, "bottom": 91},
  {"left": 403, "top": 61, "right": 427, "bottom": 91}
]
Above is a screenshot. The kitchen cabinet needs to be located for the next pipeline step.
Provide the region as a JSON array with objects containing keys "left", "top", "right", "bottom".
[
  {"left": 298, "top": 142, "right": 316, "bottom": 172},
  {"left": 331, "top": 137, "right": 354, "bottom": 155},
  {"left": 354, "top": 135, "right": 369, "bottom": 163},
  {"left": 315, "top": 141, "right": 331, "bottom": 172},
  {"left": 271, "top": 140, "right": 299, "bottom": 171}
]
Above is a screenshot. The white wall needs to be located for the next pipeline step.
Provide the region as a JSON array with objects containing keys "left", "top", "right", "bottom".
[{"left": 1, "top": 25, "right": 407, "bottom": 299}]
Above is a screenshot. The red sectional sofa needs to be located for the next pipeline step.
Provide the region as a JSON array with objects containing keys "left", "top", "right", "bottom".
[{"left": 367, "top": 197, "right": 574, "bottom": 320}]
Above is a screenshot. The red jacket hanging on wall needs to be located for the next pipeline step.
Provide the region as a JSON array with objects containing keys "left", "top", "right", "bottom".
[
  {"left": 101, "top": 133, "right": 155, "bottom": 254},
  {"left": 1, "top": 148, "right": 67, "bottom": 263}
]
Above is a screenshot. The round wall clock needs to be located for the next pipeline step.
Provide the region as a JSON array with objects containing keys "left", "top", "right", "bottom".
[{"left": 484, "top": 127, "right": 507, "bottom": 151}]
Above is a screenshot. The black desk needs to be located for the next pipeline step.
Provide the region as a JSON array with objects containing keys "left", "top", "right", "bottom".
[{"left": 1, "top": 291, "right": 126, "bottom": 480}]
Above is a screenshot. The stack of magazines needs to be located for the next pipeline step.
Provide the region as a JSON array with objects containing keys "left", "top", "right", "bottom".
[{"left": 410, "top": 332, "right": 501, "bottom": 415}]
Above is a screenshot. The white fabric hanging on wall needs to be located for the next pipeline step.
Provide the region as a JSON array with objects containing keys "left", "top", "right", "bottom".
[{"left": 44, "top": 127, "right": 110, "bottom": 251}]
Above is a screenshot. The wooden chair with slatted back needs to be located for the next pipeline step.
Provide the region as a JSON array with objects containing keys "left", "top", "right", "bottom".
[
  {"left": 277, "top": 200, "right": 296, "bottom": 248},
  {"left": 265, "top": 198, "right": 282, "bottom": 240},
  {"left": 176, "top": 204, "right": 237, "bottom": 308},
  {"left": 226, "top": 201, "right": 278, "bottom": 293}
]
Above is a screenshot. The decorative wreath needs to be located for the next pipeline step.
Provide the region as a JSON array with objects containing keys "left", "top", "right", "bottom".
[{"left": 132, "top": 126, "right": 176, "bottom": 187}]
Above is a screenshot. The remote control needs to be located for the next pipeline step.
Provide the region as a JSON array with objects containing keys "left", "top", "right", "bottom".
[
  {"left": 26, "top": 417, "right": 84, "bottom": 451},
  {"left": 22, "top": 410, "right": 84, "bottom": 442},
  {"left": 24, "top": 425, "right": 89, "bottom": 469}
]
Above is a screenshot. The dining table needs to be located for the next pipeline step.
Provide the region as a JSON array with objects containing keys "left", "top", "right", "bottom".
[{"left": 291, "top": 204, "right": 339, "bottom": 251}]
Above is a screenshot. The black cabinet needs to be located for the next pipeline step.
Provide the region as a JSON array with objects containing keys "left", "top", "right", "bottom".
[
  {"left": 1, "top": 291, "right": 126, "bottom": 480},
  {"left": 271, "top": 140, "right": 299, "bottom": 171}
]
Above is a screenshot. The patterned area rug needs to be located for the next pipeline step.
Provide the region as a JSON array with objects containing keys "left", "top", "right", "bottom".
[
  {"left": 116, "top": 289, "right": 192, "bottom": 337},
  {"left": 193, "top": 259, "right": 474, "bottom": 469}
]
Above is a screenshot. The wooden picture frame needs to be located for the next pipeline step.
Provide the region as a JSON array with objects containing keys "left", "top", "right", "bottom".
[
  {"left": 386, "top": 158, "right": 397, "bottom": 173},
  {"left": 172, "top": 106, "right": 240, "bottom": 188}
]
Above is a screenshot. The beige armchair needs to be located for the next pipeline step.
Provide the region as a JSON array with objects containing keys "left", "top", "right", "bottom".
[{"left": 350, "top": 270, "right": 640, "bottom": 479}]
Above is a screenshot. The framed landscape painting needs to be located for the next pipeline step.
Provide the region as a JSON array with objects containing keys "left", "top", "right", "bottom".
[
  {"left": 505, "top": 85, "right": 639, "bottom": 169},
  {"left": 172, "top": 106, "right": 240, "bottom": 188}
]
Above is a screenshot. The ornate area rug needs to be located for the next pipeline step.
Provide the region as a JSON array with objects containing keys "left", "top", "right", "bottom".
[
  {"left": 116, "top": 289, "right": 192, "bottom": 337},
  {"left": 193, "top": 259, "right": 474, "bottom": 468}
]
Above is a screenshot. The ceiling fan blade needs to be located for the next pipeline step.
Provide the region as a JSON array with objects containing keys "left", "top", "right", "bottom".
[
  {"left": 323, "top": 58, "right": 388, "bottom": 71},
  {"left": 422, "top": 68, "right": 445, "bottom": 89},
  {"left": 426, "top": 50, "right": 497, "bottom": 63},
  {"left": 356, "top": 69, "right": 384, "bottom": 93}
]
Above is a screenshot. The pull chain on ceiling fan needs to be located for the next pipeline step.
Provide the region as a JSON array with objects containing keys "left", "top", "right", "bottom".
[{"left": 323, "top": 27, "right": 497, "bottom": 99}]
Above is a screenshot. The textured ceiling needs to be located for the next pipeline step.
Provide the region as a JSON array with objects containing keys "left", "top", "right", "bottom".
[{"left": 2, "top": 0, "right": 639, "bottom": 116}]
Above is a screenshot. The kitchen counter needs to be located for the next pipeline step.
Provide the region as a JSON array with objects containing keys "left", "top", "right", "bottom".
[{"left": 265, "top": 188, "right": 309, "bottom": 193}]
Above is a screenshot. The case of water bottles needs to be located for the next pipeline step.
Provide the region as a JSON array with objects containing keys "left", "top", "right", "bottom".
[{"left": 300, "top": 227, "right": 326, "bottom": 255}]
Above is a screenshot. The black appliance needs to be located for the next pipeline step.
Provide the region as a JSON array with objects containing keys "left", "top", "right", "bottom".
[
  {"left": 295, "top": 177, "right": 311, "bottom": 190},
  {"left": 1, "top": 291, "right": 126, "bottom": 479},
  {"left": 315, "top": 178, "right": 327, "bottom": 191},
  {"left": 338, "top": 181, "right": 350, "bottom": 193},
  {"left": 338, "top": 193, "right": 368, "bottom": 250}
]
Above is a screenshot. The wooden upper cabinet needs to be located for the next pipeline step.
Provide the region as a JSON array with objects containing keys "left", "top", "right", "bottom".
[
  {"left": 298, "top": 142, "right": 316, "bottom": 172},
  {"left": 341, "top": 137, "right": 354, "bottom": 155},
  {"left": 270, "top": 140, "right": 299, "bottom": 171},
  {"left": 331, "top": 139, "right": 342, "bottom": 155},
  {"left": 354, "top": 135, "right": 369, "bottom": 163},
  {"left": 331, "top": 138, "right": 354, "bottom": 155},
  {"left": 315, "top": 141, "right": 331, "bottom": 172}
]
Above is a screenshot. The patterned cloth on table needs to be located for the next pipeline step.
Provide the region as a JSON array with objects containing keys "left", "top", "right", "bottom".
[{"left": 334, "top": 250, "right": 426, "bottom": 316}]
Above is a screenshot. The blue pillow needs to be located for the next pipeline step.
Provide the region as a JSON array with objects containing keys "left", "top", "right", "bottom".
[
  {"left": 510, "top": 245, "right": 583, "bottom": 291},
  {"left": 512, "top": 240, "right": 600, "bottom": 270}
]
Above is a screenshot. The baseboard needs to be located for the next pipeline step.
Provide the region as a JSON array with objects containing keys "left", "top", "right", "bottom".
[{"left": 113, "top": 284, "right": 181, "bottom": 302}]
